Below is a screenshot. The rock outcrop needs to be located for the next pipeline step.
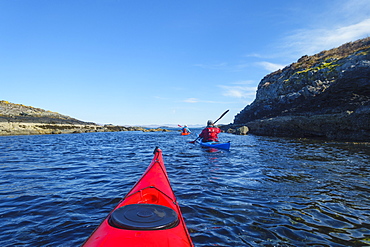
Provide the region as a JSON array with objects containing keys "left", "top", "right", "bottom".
[
  {"left": 231, "top": 37, "right": 370, "bottom": 141},
  {"left": 226, "top": 126, "right": 249, "bottom": 135},
  {"left": 0, "top": 101, "right": 170, "bottom": 136}
]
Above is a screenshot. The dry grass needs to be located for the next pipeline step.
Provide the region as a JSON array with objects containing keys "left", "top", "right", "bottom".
[{"left": 293, "top": 37, "right": 370, "bottom": 70}]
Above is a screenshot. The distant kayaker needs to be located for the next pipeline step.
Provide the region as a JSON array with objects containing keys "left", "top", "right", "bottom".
[
  {"left": 199, "top": 120, "right": 221, "bottom": 142},
  {"left": 182, "top": 125, "right": 191, "bottom": 134}
]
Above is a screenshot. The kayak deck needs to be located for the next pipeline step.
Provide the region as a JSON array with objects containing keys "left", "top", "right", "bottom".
[{"left": 83, "top": 148, "right": 193, "bottom": 247}]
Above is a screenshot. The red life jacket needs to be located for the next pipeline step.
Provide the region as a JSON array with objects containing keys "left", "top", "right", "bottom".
[{"left": 200, "top": 127, "right": 220, "bottom": 142}]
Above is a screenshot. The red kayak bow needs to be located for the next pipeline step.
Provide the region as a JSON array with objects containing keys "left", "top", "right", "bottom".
[{"left": 83, "top": 148, "right": 193, "bottom": 247}]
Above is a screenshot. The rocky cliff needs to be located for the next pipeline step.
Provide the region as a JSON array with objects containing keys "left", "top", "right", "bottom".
[
  {"left": 0, "top": 101, "right": 169, "bottom": 136},
  {"left": 232, "top": 37, "right": 370, "bottom": 141}
]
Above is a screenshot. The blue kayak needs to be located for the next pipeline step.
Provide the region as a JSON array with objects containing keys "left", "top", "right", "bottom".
[{"left": 198, "top": 141, "right": 231, "bottom": 150}]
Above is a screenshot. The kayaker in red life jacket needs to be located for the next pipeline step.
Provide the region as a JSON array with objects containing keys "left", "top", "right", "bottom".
[{"left": 199, "top": 120, "right": 221, "bottom": 142}]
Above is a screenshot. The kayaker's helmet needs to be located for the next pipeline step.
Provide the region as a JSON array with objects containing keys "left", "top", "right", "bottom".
[
  {"left": 207, "top": 120, "right": 214, "bottom": 126},
  {"left": 184, "top": 125, "right": 187, "bottom": 127}
]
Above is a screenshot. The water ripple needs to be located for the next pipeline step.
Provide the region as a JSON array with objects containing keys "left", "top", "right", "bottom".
[{"left": 0, "top": 132, "right": 369, "bottom": 246}]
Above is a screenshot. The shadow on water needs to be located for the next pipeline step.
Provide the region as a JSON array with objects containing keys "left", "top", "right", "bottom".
[{"left": 0, "top": 131, "right": 369, "bottom": 246}]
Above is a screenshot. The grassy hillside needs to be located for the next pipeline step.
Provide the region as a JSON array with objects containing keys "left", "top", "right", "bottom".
[{"left": 0, "top": 100, "right": 94, "bottom": 125}]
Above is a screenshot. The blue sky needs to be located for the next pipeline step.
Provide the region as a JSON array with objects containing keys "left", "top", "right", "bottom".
[{"left": 1, "top": 0, "right": 369, "bottom": 126}]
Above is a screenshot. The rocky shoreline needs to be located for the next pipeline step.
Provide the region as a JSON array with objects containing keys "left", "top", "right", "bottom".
[
  {"left": 0, "top": 122, "right": 170, "bottom": 136},
  {"left": 223, "top": 109, "right": 369, "bottom": 141},
  {"left": 0, "top": 101, "right": 170, "bottom": 136},
  {"left": 227, "top": 37, "right": 370, "bottom": 141}
]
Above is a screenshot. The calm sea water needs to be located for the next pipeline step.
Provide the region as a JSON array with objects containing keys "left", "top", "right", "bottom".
[{"left": 0, "top": 130, "right": 369, "bottom": 246}]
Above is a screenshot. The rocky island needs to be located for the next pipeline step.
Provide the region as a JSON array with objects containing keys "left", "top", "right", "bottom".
[
  {"left": 0, "top": 101, "right": 169, "bottom": 136},
  {"left": 225, "top": 37, "right": 370, "bottom": 141}
]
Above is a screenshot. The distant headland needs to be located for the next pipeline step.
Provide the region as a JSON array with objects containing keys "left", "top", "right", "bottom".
[{"left": 0, "top": 100, "right": 170, "bottom": 136}]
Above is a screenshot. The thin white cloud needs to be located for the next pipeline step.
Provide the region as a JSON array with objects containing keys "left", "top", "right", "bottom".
[
  {"left": 338, "top": 0, "right": 370, "bottom": 23},
  {"left": 283, "top": 18, "right": 370, "bottom": 57},
  {"left": 183, "top": 98, "right": 199, "bottom": 103},
  {"left": 231, "top": 80, "right": 256, "bottom": 85},
  {"left": 256, "top": 61, "right": 285, "bottom": 72},
  {"left": 244, "top": 53, "right": 264, "bottom": 58},
  {"left": 219, "top": 85, "right": 257, "bottom": 99}
]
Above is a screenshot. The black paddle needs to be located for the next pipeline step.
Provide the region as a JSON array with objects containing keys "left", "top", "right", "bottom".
[{"left": 189, "top": 110, "right": 229, "bottom": 143}]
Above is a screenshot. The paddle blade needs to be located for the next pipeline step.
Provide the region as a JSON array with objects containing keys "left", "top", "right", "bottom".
[{"left": 189, "top": 136, "right": 200, "bottom": 144}]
